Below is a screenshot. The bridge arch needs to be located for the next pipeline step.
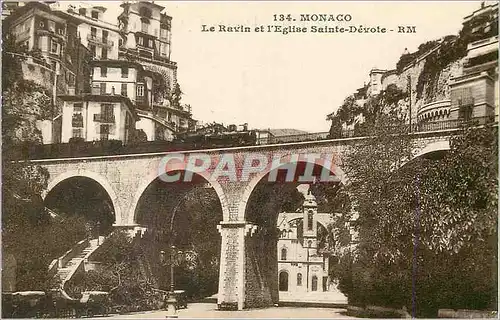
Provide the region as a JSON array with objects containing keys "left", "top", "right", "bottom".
[
  {"left": 43, "top": 170, "right": 122, "bottom": 224},
  {"left": 413, "top": 140, "right": 450, "bottom": 160},
  {"left": 239, "top": 157, "right": 347, "bottom": 221},
  {"left": 128, "top": 169, "right": 229, "bottom": 225}
]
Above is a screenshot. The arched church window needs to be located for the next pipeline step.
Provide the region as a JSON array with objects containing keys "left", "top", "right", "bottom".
[
  {"left": 279, "top": 271, "right": 288, "bottom": 291},
  {"left": 297, "top": 273, "right": 302, "bottom": 286},
  {"left": 281, "top": 247, "right": 287, "bottom": 260},
  {"left": 308, "top": 211, "right": 313, "bottom": 230},
  {"left": 312, "top": 275, "right": 318, "bottom": 291}
]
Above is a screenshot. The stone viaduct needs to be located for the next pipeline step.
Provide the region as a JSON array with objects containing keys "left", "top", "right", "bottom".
[{"left": 33, "top": 130, "right": 452, "bottom": 310}]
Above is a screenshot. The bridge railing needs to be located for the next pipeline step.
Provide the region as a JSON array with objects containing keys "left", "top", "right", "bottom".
[
  {"left": 277, "top": 116, "right": 496, "bottom": 143},
  {"left": 6, "top": 117, "right": 497, "bottom": 160}
]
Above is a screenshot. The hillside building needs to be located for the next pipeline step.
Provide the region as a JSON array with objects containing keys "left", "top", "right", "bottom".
[{"left": 4, "top": 1, "right": 197, "bottom": 145}]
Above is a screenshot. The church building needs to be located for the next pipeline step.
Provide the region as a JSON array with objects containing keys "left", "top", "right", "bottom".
[{"left": 276, "top": 187, "right": 347, "bottom": 303}]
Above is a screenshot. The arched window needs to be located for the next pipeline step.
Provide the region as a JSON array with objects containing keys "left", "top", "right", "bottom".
[
  {"left": 312, "top": 275, "right": 318, "bottom": 291},
  {"left": 141, "top": 18, "right": 150, "bottom": 33},
  {"left": 281, "top": 247, "right": 287, "bottom": 260},
  {"left": 297, "top": 273, "right": 302, "bottom": 286},
  {"left": 279, "top": 271, "right": 288, "bottom": 291},
  {"left": 308, "top": 211, "right": 313, "bottom": 230}
]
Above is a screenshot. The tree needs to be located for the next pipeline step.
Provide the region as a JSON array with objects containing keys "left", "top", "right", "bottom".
[
  {"left": 2, "top": 30, "right": 88, "bottom": 292},
  {"left": 170, "top": 83, "right": 183, "bottom": 108},
  {"left": 333, "top": 118, "right": 497, "bottom": 317}
]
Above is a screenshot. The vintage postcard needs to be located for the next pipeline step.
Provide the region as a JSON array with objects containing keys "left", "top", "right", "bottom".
[{"left": 1, "top": 1, "right": 498, "bottom": 319}]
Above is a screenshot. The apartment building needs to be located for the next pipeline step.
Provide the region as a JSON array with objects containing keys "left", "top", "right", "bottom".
[{"left": 65, "top": 4, "right": 122, "bottom": 60}]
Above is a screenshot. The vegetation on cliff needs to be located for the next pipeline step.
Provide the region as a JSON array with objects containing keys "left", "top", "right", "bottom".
[
  {"left": 328, "top": 84, "right": 408, "bottom": 138},
  {"left": 2, "top": 32, "right": 88, "bottom": 291}
]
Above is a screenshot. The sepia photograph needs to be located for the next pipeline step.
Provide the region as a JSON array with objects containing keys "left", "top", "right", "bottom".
[{"left": 1, "top": 1, "right": 498, "bottom": 318}]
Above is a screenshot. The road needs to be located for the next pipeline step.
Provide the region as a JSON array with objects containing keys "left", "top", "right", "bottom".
[{"left": 104, "top": 302, "right": 355, "bottom": 319}]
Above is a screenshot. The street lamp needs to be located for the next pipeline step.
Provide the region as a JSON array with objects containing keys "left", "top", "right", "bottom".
[{"left": 165, "top": 245, "right": 178, "bottom": 318}]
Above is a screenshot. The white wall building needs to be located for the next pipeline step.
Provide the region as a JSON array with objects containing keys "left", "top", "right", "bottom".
[
  {"left": 59, "top": 95, "right": 137, "bottom": 143},
  {"left": 65, "top": 4, "right": 122, "bottom": 60},
  {"left": 277, "top": 190, "right": 347, "bottom": 303}
]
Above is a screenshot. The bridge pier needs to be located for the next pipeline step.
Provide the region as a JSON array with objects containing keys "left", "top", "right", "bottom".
[{"left": 216, "top": 221, "right": 260, "bottom": 310}]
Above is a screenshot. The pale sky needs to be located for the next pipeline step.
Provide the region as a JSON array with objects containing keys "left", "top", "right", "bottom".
[{"left": 62, "top": 1, "right": 481, "bottom": 132}]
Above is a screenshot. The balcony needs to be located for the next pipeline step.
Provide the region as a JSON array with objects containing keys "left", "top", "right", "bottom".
[
  {"left": 93, "top": 113, "right": 115, "bottom": 123},
  {"left": 87, "top": 35, "right": 114, "bottom": 48},
  {"left": 457, "top": 96, "right": 475, "bottom": 107}
]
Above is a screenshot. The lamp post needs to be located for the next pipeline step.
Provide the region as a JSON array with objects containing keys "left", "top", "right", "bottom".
[
  {"left": 165, "top": 245, "right": 178, "bottom": 318},
  {"left": 96, "top": 221, "right": 101, "bottom": 245}
]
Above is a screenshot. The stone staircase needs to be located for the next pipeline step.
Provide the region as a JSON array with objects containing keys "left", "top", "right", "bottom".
[{"left": 50, "top": 237, "right": 106, "bottom": 289}]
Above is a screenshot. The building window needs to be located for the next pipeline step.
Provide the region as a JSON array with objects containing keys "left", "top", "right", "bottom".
[
  {"left": 297, "top": 273, "right": 302, "bottom": 286},
  {"left": 78, "top": 8, "right": 86, "bottom": 16},
  {"left": 72, "top": 103, "right": 84, "bottom": 128},
  {"left": 90, "top": 27, "right": 96, "bottom": 39},
  {"left": 102, "top": 30, "right": 108, "bottom": 41},
  {"left": 100, "top": 82, "right": 106, "bottom": 95},
  {"left": 91, "top": 11, "right": 99, "bottom": 19},
  {"left": 50, "top": 40, "right": 59, "bottom": 54},
  {"left": 281, "top": 248, "right": 287, "bottom": 261},
  {"left": 121, "top": 67, "right": 128, "bottom": 78},
  {"left": 312, "top": 276, "right": 318, "bottom": 291},
  {"left": 73, "top": 103, "right": 83, "bottom": 112},
  {"left": 322, "top": 276, "right": 328, "bottom": 292},
  {"left": 459, "top": 105, "right": 473, "bottom": 121},
  {"left": 148, "top": 39, "right": 153, "bottom": 48},
  {"left": 141, "top": 21, "right": 149, "bottom": 33},
  {"left": 160, "top": 28, "right": 168, "bottom": 40},
  {"left": 308, "top": 211, "right": 313, "bottom": 230},
  {"left": 72, "top": 128, "right": 83, "bottom": 138},
  {"left": 308, "top": 240, "right": 312, "bottom": 248},
  {"left": 137, "top": 36, "right": 144, "bottom": 46},
  {"left": 137, "top": 84, "right": 144, "bottom": 97},
  {"left": 101, "top": 103, "right": 114, "bottom": 121},
  {"left": 89, "top": 45, "right": 96, "bottom": 57},
  {"left": 38, "top": 36, "right": 49, "bottom": 51},
  {"left": 161, "top": 43, "right": 168, "bottom": 56},
  {"left": 101, "top": 48, "right": 108, "bottom": 59},
  {"left": 100, "top": 124, "right": 109, "bottom": 140},
  {"left": 279, "top": 272, "right": 288, "bottom": 291},
  {"left": 121, "top": 83, "right": 127, "bottom": 96},
  {"left": 100, "top": 66, "right": 107, "bottom": 77},
  {"left": 72, "top": 114, "right": 83, "bottom": 128}
]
